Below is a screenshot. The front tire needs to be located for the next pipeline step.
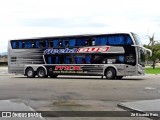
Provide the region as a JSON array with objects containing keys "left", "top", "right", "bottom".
[
  {"left": 105, "top": 68, "right": 116, "bottom": 79},
  {"left": 37, "top": 68, "right": 47, "bottom": 78},
  {"left": 26, "top": 68, "right": 35, "bottom": 78}
]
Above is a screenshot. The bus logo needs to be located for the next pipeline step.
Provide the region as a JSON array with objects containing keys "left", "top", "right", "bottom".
[
  {"left": 44, "top": 48, "right": 77, "bottom": 54},
  {"left": 78, "top": 46, "right": 110, "bottom": 53},
  {"left": 55, "top": 66, "right": 82, "bottom": 71},
  {"left": 44, "top": 46, "right": 110, "bottom": 54}
]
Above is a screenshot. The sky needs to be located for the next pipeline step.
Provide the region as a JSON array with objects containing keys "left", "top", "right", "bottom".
[{"left": 0, "top": 0, "right": 160, "bottom": 53}]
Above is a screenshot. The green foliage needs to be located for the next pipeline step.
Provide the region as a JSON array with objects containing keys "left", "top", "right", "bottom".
[
  {"left": 145, "top": 44, "right": 160, "bottom": 61},
  {"left": 144, "top": 34, "right": 160, "bottom": 69}
]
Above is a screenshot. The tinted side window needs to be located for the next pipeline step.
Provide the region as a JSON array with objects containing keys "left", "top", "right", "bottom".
[
  {"left": 94, "top": 37, "right": 107, "bottom": 45},
  {"left": 53, "top": 40, "right": 59, "bottom": 47},
  {"left": 11, "top": 40, "right": 37, "bottom": 49},
  {"left": 75, "top": 56, "right": 83, "bottom": 64},
  {"left": 45, "top": 56, "right": 59, "bottom": 64},
  {"left": 108, "top": 35, "right": 124, "bottom": 45},
  {"left": 126, "top": 35, "right": 133, "bottom": 45},
  {"left": 18, "top": 41, "right": 23, "bottom": 48},
  {"left": 69, "top": 39, "right": 76, "bottom": 47},
  {"left": 39, "top": 40, "right": 48, "bottom": 48},
  {"left": 76, "top": 38, "right": 86, "bottom": 46},
  {"left": 93, "top": 56, "right": 104, "bottom": 64},
  {"left": 64, "top": 56, "right": 71, "bottom": 64},
  {"left": 118, "top": 55, "right": 125, "bottom": 63},
  {"left": 62, "top": 40, "right": 69, "bottom": 47},
  {"left": 11, "top": 41, "right": 18, "bottom": 49},
  {"left": 35, "top": 40, "right": 40, "bottom": 48},
  {"left": 25, "top": 41, "right": 32, "bottom": 48}
]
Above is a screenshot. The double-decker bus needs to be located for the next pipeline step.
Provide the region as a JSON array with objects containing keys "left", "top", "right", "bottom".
[{"left": 8, "top": 32, "right": 152, "bottom": 79}]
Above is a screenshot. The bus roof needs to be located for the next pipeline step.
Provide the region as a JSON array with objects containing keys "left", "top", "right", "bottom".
[{"left": 10, "top": 32, "right": 133, "bottom": 41}]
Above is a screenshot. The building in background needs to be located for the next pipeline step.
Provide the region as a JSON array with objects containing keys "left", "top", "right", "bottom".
[{"left": 0, "top": 52, "right": 8, "bottom": 65}]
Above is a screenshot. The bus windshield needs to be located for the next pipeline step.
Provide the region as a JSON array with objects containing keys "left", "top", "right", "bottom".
[{"left": 132, "top": 33, "right": 143, "bottom": 46}]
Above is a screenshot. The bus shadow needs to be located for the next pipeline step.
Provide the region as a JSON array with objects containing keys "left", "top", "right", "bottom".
[
  {"left": 115, "top": 78, "right": 145, "bottom": 81},
  {"left": 13, "top": 76, "right": 145, "bottom": 81},
  {"left": 56, "top": 77, "right": 145, "bottom": 81}
]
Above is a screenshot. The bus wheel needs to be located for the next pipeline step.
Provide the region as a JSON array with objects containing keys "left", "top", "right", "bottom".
[
  {"left": 26, "top": 68, "right": 35, "bottom": 78},
  {"left": 116, "top": 76, "right": 123, "bottom": 79},
  {"left": 50, "top": 75, "right": 58, "bottom": 78},
  {"left": 37, "top": 68, "right": 46, "bottom": 78},
  {"left": 105, "top": 68, "right": 116, "bottom": 79}
]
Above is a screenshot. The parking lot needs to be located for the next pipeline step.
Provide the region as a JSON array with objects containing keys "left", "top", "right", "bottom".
[
  {"left": 0, "top": 67, "right": 160, "bottom": 120},
  {"left": 1, "top": 75, "right": 160, "bottom": 101}
]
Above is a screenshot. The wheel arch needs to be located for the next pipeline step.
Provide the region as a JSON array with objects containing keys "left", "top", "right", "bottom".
[{"left": 104, "top": 66, "right": 118, "bottom": 76}]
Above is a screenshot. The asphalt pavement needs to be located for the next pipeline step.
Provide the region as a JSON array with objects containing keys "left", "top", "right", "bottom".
[{"left": 0, "top": 67, "right": 160, "bottom": 120}]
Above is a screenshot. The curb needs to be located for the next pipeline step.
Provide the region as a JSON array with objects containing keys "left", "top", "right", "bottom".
[
  {"left": 145, "top": 74, "right": 160, "bottom": 75},
  {"left": 117, "top": 103, "right": 160, "bottom": 120}
]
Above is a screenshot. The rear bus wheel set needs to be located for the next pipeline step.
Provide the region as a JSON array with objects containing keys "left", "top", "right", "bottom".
[
  {"left": 26, "top": 67, "right": 58, "bottom": 78},
  {"left": 25, "top": 67, "right": 47, "bottom": 78}
]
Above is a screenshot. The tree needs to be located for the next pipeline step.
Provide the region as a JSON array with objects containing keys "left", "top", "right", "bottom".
[
  {"left": 147, "top": 33, "right": 158, "bottom": 46},
  {"left": 144, "top": 34, "right": 160, "bottom": 69}
]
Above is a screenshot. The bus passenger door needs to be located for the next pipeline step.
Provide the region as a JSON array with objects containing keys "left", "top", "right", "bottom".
[
  {"left": 125, "top": 65, "right": 136, "bottom": 76},
  {"left": 125, "top": 54, "right": 137, "bottom": 76}
]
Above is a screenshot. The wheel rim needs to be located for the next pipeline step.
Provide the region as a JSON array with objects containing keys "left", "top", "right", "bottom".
[
  {"left": 27, "top": 70, "right": 33, "bottom": 77},
  {"left": 107, "top": 70, "right": 112, "bottom": 78},
  {"left": 39, "top": 70, "right": 45, "bottom": 77}
]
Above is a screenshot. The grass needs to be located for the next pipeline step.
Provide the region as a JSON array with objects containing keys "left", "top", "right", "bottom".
[
  {"left": 0, "top": 66, "right": 7, "bottom": 67},
  {"left": 145, "top": 67, "right": 160, "bottom": 74}
]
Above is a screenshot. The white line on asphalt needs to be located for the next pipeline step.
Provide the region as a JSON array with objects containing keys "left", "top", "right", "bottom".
[{"left": 145, "top": 87, "right": 156, "bottom": 90}]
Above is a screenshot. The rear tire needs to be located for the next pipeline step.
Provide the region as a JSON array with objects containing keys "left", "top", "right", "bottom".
[
  {"left": 105, "top": 68, "right": 116, "bottom": 79},
  {"left": 26, "top": 68, "right": 35, "bottom": 78},
  {"left": 37, "top": 68, "right": 47, "bottom": 78}
]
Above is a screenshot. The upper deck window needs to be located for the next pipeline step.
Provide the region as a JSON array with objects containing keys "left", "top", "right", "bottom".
[
  {"left": 69, "top": 39, "right": 76, "bottom": 46},
  {"left": 126, "top": 35, "right": 133, "bottom": 45},
  {"left": 39, "top": 40, "right": 48, "bottom": 48},
  {"left": 11, "top": 40, "right": 37, "bottom": 49},
  {"left": 25, "top": 41, "right": 32, "bottom": 48},
  {"left": 76, "top": 39, "right": 85, "bottom": 46},
  {"left": 10, "top": 34, "right": 135, "bottom": 49},
  {"left": 35, "top": 40, "right": 39, "bottom": 48},
  {"left": 108, "top": 35, "right": 124, "bottom": 45},
  {"left": 11, "top": 41, "right": 17, "bottom": 49},
  {"left": 18, "top": 41, "right": 23, "bottom": 48},
  {"left": 95, "top": 37, "right": 107, "bottom": 45},
  {"left": 53, "top": 40, "right": 59, "bottom": 47}
]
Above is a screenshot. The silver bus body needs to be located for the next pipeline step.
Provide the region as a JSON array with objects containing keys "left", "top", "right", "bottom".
[{"left": 8, "top": 32, "right": 151, "bottom": 79}]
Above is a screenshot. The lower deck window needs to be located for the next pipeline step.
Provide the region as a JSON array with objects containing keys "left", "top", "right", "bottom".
[{"left": 44, "top": 54, "right": 128, "bottom": 65}]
